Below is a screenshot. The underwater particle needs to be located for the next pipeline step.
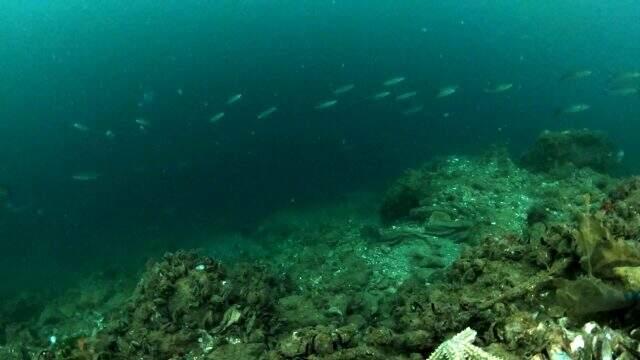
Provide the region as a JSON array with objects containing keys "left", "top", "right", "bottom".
[
  {"left": 383, "top": 76, "right": 405, "bottom": 86},
  {"left": 483, "top": 83, "right": 513, "bottom": 93},
  {"left": 195, "top": 264, "right": 205, "bottom": 271},
  {"left": 606, "top": 87, "right": 638, "bottom": 96},
  {"left": 332, "top": 83, "right": 355, "bottom": 95},
  {"left": 402, "top": 104, "right": 424, "bottom": 116},
  {"left": 210, "top": 112, "right": 225, "bottom": 123},
  {"left": 314, "top": 99, "right": 338, "bottom": 110},
  {"left": 71, "top": 172, "right": 100, "bottom": 181},
  {"left": 257, "top": 106, "right": 278, "bottom": 119},
  {"left": 395, "top": 91, "right": 418, "bottom": 101},
  {"left": 72, "top": 122, "right": 89, "bottom": 132},
  {"left": 226, "top": 93, "right": 243, "bottom": 105},
  {"left": 436, "top": 85, "right": 458, "bottom": 98},
  {"left": 135, "top": 118, "right": 150, "bottom": 127},
  {"left": 560, "top": 69, "right": 593, "bottom": 81},
  {"left": 371, "top": 90, "right": 391, "bottom": 100},
  {"left": 556, "top": 103, "right": 590, "bottom": 115},
  {"left": 105, "top": 130, "right": 115, "bottom": 139}
]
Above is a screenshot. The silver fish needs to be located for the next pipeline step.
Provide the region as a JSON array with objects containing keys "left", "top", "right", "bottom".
[
  {"left": 612, "top": 71, "right": 640, "bottom": 82},
  {"left": 332, "top": 84, "right": 355, "bottom": 95},
  {"left": 72, "top": 123, "right": 89, "bottom": 132},
  {"left": 72, "top": 172, "right": 100, "bottom": 181},
  {"left": 607, "top": 87, "right": 638, "bottom": 96},
  {"left": 483, "top": 83, "right": 513, "bottom": 93},
  {"left": 395, "top": 91, "right": 418, "bottom": 101},
  {"left": 226, "top": 93, "right": 243, "bottom": 105},
  {"left": 436, "top": 85, "right": 458, "bottom": 98},
  {"left": 560, "top": 70, "right": 593, "bottom": 81},
  {"left": 210, "top": 112, "right": 225, "bottom": 123},
  {"left": 383, "top": 77, "right": 405, "bottom": 86},
  {"left": 371, "top": 91, "right": 391, "bottom": 100},
  {"left": 402, "top": 105, "right": 424, "bottom": 116},
  {"left": 557, "top": 103, "right": 591, "bottom": 114},
  {"left": 135, "top": 118, "right": 150, "bottom": 126},
  {"left": 105, "top": 130, "right": 115, "bottom": 139},
  {"left": 314, "top": 99, "right": 338, "bottom": 110},
  {"left": 257, "top": 106, "right": 278, "bottom": 119}
]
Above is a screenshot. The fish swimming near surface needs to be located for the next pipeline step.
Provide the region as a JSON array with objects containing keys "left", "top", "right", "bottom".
[
  {"left": 436, "top": 85, "right": 458, "bottom": 98},
  {"left": 383, "top": 76, "right": 406, "bottom": 86},
  {"left": 257, "top": 106, "right": 278, "bottom": 119},
  {"left": 483, "top": 83, "right": 513, "bottom": 93},
  {"left": 332, "top": 84, "right": 355, "bottom": 96},
  {"left": 371, "top": 91, "right": 391, "bottom": 100},
  {"left": 395, "top": 91, "right": 418, "bottom": 101},
  {"left": 72, "top": 172, "right": 101, "bottom": 181},
  {"left": 402, "top": 105, "right": 424, "bottom": 116},
  {"left": 210, "top": 112, "right": 225, "bottom": 123},
  {"left": 555, "top": 103, "right": 591, "bottom": 115},
  {"left": 607, "top": 87, "right": 638, "bottom": 96},
  {"left": 560, "top": 70, "right": 593, "bottom": 81},
  {"left": 72, "top": 123, "right": 89, "bottom": 132},
  {"left": 314, "top": 99, "right": 338, "bottom": 110},
  {"left": 226, "top": 93, "right": 243, "bottom": 105}
]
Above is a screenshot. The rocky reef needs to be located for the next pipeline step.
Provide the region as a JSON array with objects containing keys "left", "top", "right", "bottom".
[
  {"left": 4, "top": 130, "right": 640, "bottom": 359},
  {"left": 520, "top": 129, "right": 620, "bottom": 174}
]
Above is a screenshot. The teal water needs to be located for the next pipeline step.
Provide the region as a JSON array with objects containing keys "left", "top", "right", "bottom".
[{"left": 0, "top": 1, "right": 639, "bottom": 294}]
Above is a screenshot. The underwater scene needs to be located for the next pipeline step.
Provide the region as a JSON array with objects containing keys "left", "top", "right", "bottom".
[{"left": 2, "top": 1, "right": 640, "bottom": 359}]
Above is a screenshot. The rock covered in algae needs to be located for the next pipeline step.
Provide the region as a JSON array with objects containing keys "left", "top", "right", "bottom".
[
  {"left": 613, "top": 266, "right": 640, "bottom": 290},
  {"left": 521, "top": 129, "right": 619, "bottom": 174},
  {"left": 89, "top": 251, "right": 283, "bottom": 359}
]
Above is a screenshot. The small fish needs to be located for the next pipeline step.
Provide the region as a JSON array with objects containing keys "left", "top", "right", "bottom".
[
  {"left": 402, "top": 105, "right": 424, "bottom": 116},
  {"left": 371, "top": 91, "right": 391, "bottom": 100},
  {"left": 135, "top": 118, "right": 150, "bottom": 126},
  {"left": 395, "top": 91, "right": 418, "bottom": 101},
  {"left": 332, "top": 84, "right": 355, "bottom": 95},
  {"left": 226, "top": 93, "right": 243, "bottom": 105},
  {"left": 611, "top": 71, "right": 640, "bottom": 82},
  {"left": 72, "top": 172, "right": 100, "bottom": 181},
  {"left": 556, "top": 103, "right": 591, "bottom": 115},
  {"left": 177, "top": 88, "right": 183, "bottom": 96},
  {"left": 436, "top": 85, "right": 458, "bottom": 98},
  {"left": 257, "top": 106, "right": 278, "bottom": 119},
  {"left": 607, "top": 87, "right": 638, "bottom": 96},
  {"left": 105, "top": 130, "right": 115, "bottom": 139},
  {"left": 383, "top": 77, "right": 405, "bottom": 86},
  {"left": 210, "top": 112, "right": 225, "bottom": 123},
  {"left": 483, "top": 83, "right": 513, "bottom": 93},
  {"left": 560, "top": 70, "right": 593, "bottom": 81},
  {"left": 314, "top": 99, "right": 338, "bottom": 110},
  {"left": 72, "top": 123, "right": 89, "bottom": 132}
]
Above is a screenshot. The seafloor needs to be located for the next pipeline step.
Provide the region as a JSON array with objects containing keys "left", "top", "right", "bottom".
[{"left": 2, "top": 129, "right": 640, "bottom": 359}]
